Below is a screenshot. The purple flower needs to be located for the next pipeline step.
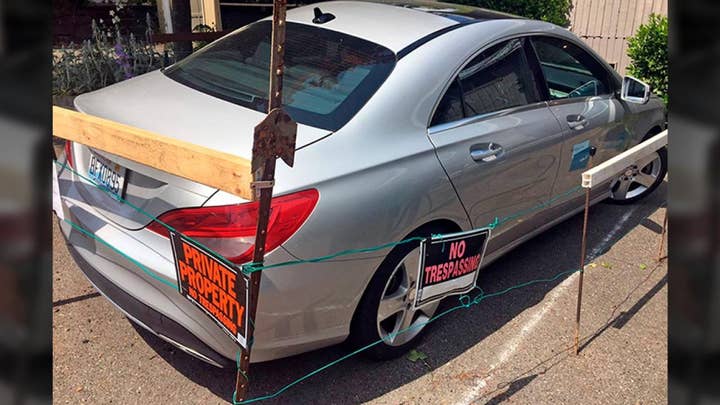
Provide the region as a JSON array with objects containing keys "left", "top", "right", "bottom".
[{"left": 114, "top": 42, "right": 133, "bottom": 79}]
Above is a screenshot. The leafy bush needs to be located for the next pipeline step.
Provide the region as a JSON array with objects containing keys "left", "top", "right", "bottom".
[
  {"left": 626, "top": 14, "right": 668, "bottom": 104},
  {"left": 192, "top": 23, "right": 215, "bottom": 52},
  {"left": 52, "top": 12, "right": 174, "bottom": 97},
  {"left": 443, "top": 0, "right": 573, "bottom": 27}
]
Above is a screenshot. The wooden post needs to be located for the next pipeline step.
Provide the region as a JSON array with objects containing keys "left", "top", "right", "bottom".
[
  {"left": 201, "top": 0, "right": 223, "bottom": 30},
  {"left": 156, "top": 0, "right": 174, "bottom": 35},
  {"left": 235, "top": 0, "right": 296, "bottom": 401},
  {"left": 170, "top": 0, "right": 193, "bottom": 59}
]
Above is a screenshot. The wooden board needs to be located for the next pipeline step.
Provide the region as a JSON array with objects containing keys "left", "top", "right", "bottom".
[
  {"left": 150, "top": 30, "right": 230, "bottom": 43},
  {"left": 582, "top": 130, "right": 667, "bottom": 188},
  {"left": 53, "top": 106, "right": 253, "bottom": 199}
]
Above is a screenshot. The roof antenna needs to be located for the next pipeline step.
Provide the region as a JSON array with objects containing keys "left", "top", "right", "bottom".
[{"left": 313, "top": 7, "right": 336, "bottom": 24}]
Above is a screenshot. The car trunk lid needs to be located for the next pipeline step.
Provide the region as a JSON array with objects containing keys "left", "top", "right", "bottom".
[{"left": 70, "top": 70, "right": 330, "bottom": 229}]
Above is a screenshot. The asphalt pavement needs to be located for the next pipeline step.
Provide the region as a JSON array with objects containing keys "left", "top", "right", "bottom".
[{"left": 53, "top": 182, "right": 667, "bottom": 404}]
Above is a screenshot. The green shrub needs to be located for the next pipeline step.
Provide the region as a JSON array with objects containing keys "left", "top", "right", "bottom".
[
  {"left": 626, "top": 14, "right": 668, "bottom": 104},
  {"left": 443, "top": 0, "right": 573, "bottom": 27},
  {"left": 52, "top": 12, "right": 174, "bottom": 97}
]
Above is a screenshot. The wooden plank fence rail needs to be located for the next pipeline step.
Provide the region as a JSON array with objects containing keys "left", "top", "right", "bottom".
[
  {"left": 52, "top": 106, "right": 253, "bottom": 199},
  {"left": 150, "top": 31, "right": 231, "bottom": 43},
  {"left": 581, "top": 130, "right": 668, "bottom": 188}
]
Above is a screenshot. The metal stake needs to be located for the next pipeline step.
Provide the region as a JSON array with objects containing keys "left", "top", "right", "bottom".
[
  {"left": 574, "top": 187, "right": 591, "bottom": 355},
  {"left": 657, "top": 208, "right": 668, "bottom": 262},
  {"left": 235, "top": 0, "right": 295, "bottom": 401},
  {"left": 574, "top": 148, "right": 595, "bottom": 355}
]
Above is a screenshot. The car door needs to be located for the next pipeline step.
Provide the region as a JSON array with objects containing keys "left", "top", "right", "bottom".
[
  {"left": 428, "top": 37, "right": 565, "bottom": 255},
  {"left": 528, "top": 36, "right": 628, "bottom": 205}
]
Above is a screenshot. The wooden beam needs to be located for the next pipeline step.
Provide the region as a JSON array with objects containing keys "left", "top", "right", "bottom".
[
  {"left": 150, "top": 30, "right": 230, "bottom": 43},
  {"left": 53, "top": 106, "right": 253, "bottom": 200}
]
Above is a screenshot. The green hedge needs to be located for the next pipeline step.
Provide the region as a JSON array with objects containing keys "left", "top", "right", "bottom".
[{"left": 627, "top": 14, "right": 668, "bottom": 104}]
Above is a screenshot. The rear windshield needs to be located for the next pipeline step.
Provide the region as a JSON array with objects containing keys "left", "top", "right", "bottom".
[{"left": 164, "top": 21, "right": 396, "bottom": 131}]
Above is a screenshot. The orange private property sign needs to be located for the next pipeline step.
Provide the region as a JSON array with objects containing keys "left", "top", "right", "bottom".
[{"left": 170, "top": 231, "right": 249, "bottom": 348}]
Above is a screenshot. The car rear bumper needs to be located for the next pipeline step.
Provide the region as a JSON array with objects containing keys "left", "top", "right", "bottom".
[
  {"left": 56, "top": 162, "right": 352, "bottom": 365},
  {"left": 62, "top": 238, "right": 234, "bottom": 367}
]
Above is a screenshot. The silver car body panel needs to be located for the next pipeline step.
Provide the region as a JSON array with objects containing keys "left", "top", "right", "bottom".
[{"left": 58, "top": 1, "right": 666, "bottom": 364}]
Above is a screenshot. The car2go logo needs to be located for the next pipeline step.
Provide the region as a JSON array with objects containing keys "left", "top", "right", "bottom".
[
  {"left": 414, "top": 229, "right": 490, "bottom": 308},
  {"left": 170, "top": 232, "right": 250, "bottom": 348}
]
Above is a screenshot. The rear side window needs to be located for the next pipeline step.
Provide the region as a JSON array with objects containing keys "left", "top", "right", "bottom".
[
  {"left": 431, "top": 38, "right": 542, "bottom": 127},
  {"left": 531, "top": 36, "right": 611, "bottom": 100},
  {"left": 430, "top": 79, "right": 463, "bottom": 127},
  {"left": 164, "top": 21, "right": 396, "bottom": 131}
]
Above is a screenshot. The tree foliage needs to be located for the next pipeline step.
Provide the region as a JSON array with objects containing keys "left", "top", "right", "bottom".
[
  {"left": 444, "top": 0, "right": 573, "bottom": 27},
  {"left": 626, "top": 14, "right": 668, "bottom": 104}
]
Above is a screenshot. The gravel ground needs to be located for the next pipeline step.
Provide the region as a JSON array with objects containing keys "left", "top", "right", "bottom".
[{"left": 53, "top": 182, "right": 667, "bottom": 404}]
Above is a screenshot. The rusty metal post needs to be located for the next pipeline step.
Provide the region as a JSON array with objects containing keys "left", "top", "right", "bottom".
[
  {"left": 657, "top": 209, "right": 668, "bottom": 262},
  {"left": 574, "top": 187, "right": 591, "bottom": 355},
  {"left": 574, "top": 149, "right": 595, "bottom": 356},
  {"left": 235, "top": 0, "right": 295, "bottom": 401}
]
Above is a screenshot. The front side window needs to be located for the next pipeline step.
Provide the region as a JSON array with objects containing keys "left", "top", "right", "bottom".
[
  {"left": 164, "top": 21, "right": 396, "bottom": 131},
  {"left": 430, "top": 38, "right": 542, "bottom": 127},
  {"left": 531, "top": 37, "right": 611, "bottom": 100},
  {"left": 458, "top": 39, "right": 542, "bottom": 117}
]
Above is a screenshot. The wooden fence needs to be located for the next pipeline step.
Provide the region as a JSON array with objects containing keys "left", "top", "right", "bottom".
[{"left": 569, "top": 0, "right": 668, "bottom": 75}]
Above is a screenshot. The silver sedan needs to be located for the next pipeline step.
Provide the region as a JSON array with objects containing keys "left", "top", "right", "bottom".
[{"left": 56, "top": 0, "right": 667, "bottom": 366}]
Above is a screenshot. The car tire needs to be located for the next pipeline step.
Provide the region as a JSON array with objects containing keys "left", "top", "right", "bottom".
[
  {"left": 607, "top": 146, "right": 667, "bottom": 205},
  {"left": 349, "top": 224, "right": 448, "bottom": 360}
]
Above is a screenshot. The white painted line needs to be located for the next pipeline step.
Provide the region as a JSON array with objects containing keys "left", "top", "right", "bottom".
[
  {"left": 454, "top": 272, "right": 579, "bottom": 405},
  {"left": 588, "top": 206, "right": 639, "bottom": 261}
]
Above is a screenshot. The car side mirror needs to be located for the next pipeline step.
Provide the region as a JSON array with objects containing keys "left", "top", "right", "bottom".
[{"left": 620, "top": 76, "right": 651, "bottom": 104}]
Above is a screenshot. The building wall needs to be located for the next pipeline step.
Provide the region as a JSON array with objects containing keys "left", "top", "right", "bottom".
[{"left": 569, "top": 0, "right": 667, "bottom": 75}]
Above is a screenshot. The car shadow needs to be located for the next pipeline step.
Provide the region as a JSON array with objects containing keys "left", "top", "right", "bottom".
[{"left": 132, "top": 181, "right": 667, "bottom": 404}]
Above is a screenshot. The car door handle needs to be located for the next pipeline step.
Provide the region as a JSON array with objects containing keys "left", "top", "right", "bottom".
[
  {"left": 566, "top": 114, "right": 588, "bottom": 130},
  {"left": 470, "top": 143, "right": 503, "bottom": 162}
]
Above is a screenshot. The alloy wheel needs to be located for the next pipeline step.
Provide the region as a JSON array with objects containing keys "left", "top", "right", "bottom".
[
  {"left": 376, "top": 246, "right": 439, "bottom": 346},
  {"left": 610, "top": 151, "right": 663, "bottom": 201}
]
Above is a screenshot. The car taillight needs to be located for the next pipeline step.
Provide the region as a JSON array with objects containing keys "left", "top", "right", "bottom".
[
  {"left": 64, "top": 140, "right": 74, "bottom": 168},
  {"left": 147, "top": 189, "right": 319, "bottom": 264}
]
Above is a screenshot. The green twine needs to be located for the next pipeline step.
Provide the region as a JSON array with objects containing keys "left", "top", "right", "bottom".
[
  {"left": 55, "top": 159, "right": 581, "bottom": 277},
  {"left": 54, "top": 160, "right": 238, "bottom": 270},
  {"left": 54, "top": 158, "right": 586, "bottom": 404},
  {"left": 62, "top": 218, "right": 177, "bottom": 289},
  {"left": 232, "top": 267, "right": 582, "bottom": 404},
  {"left": 61, "top": 215, "right": 582, "bottom": 404},
  {"left": 242, "top": 186, "right": 582, "bottom": 274},
  {"left": 241, "top": 236, "right": 426, "bottom": 274}
]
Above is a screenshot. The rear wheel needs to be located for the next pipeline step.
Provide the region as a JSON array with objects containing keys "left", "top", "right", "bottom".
[
  {"left": 608, "top": 147, "right": 666, "bottom": 204},
  {"left": 350, "top": 227, "right": 443, "bottom": 360}
]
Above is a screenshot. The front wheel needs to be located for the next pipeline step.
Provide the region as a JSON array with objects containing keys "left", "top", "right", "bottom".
[
  {"left": 608, "top": 147, "right": 667, "bottom": 204},
  {"left": 350, "top": 231, "right": 441, "bottom": 360}
]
